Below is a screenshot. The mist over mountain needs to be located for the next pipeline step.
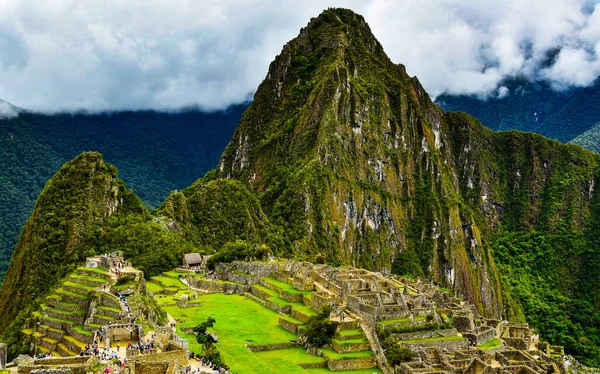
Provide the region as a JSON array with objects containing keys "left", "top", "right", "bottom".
[{"left": 437, "top": 77, "right": 600, "bottom": 144}]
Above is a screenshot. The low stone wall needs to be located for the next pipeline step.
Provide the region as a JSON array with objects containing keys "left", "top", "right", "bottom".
[
  {"left": 42, "top": 327, "right": 63, "bottom": 341},
  {"left": 291, "top": 309, "right": 310, "bottom": 323},
  {"left": 393, "top": 329, "right": 458, "bottom": 341},
  {"left": 337, "top": 320, "right": 360, "bottom": 330},
  {"left": 30, "top": 369, "right": 71, "bottom": 374},
  {"left": 251, "top": 285, "right": 273, "bottom": 300},
  {"left": 325, "top": 356, "right": 377, "bottom": 371},
  {"left": 280, "top": 291, "right": 303, "bottom": 303},
  {"left": 57, "top": 293, "right": 89, "bottom": 308},
  {"left": 185, "top": 277, "right": 246, "bottom": 294},
  {"left": 246, "top": 342, "right": 297, "bottom": 352},
  {"left": 335, "top": 331, "right": 364, "bottom": 341},
  {"left": 97, "top": 293, "right": 121, "bottom": 309},
  {"left": 332, "top": 341, "right": 371, "bottom": 354},
  {"left": 403, "top": 337, "right": 468, "bottom": 352},
  {"left": 128, "top": 345, "right": 188, "bottom": 365},
  {"left": 244, "top": 293, "right": 266, "bottom": 306},
  {"left": 311, "top": 293, "right": 331, "bottom": 312},
  {"left": 175, "top": 299, "right": 202, "bottom": 308},
  {"left": 264, "top": 299, "right": 291, "bottom": 314},
  {"left": 19, "top": 356, "right": 97, "bottom": 374},
  {"left": 463, "top": 327, "right": 496, "bottom": 346},
  {"left": 68, "top": 328, "right": 92, "bottom": 344},
  {"left": 503, "top": 337, "right": 528, "bottom": 350},
  {"left": 46, "top": 299, "right": 80, "bottom": 313},
  {"left": 298, "top": 362, "right": 327, "bottom": 369},
  {"left": 279, "top": 318, "right": 301, "bottom": 334},
  {"left": 130, "top": 361, "right": 169, "bottom": 374},
  {"left": 217, "top": 262, "right": 277, "bottom": 285}
]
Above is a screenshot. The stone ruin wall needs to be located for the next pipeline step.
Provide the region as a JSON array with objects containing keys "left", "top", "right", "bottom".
[
  {"left": 19, "top": 357, "right": 98, "bottom": 374},
  {"left": 0, "top": 343, "right": 6, "bottom": 370}
]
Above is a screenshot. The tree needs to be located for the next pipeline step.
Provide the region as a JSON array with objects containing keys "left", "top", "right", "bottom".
[
  {"left": 303, "top": 304, "right": 339, "bottom": 347},
  {"left": 194, "top": 316, "right": 217, "bottom": 347}
]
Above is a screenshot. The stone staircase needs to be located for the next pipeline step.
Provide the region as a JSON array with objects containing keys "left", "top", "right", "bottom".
[{"left": 22, "top": 267, "right": 124, "bottom": 357}]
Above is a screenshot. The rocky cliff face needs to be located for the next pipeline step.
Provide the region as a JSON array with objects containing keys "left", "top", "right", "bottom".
[{"left": 217, "top": 8, "right": 600, "bottom": 318}]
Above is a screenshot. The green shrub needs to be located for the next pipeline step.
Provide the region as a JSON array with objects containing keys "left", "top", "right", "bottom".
[{"left": 302, "top": 305, "right": 339, "bottom": 347}]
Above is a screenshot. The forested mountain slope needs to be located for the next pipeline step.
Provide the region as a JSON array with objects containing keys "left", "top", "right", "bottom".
[{"left": 0, "top": 106, "right": 245, "bottom": 281}]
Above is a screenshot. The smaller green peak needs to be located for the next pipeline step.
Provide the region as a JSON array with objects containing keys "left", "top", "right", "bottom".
[
  {"left": 53, "top": 151, "right": 120, "bottom": 182},
  {"left": 69, "top": 151, "right": 105, "bottom": 165},
  {"left": 310, "top": 8, "right": 367, "bottom": 28},
  {"left": 305, "top": 8, "right": 374, "bottom": 38}
]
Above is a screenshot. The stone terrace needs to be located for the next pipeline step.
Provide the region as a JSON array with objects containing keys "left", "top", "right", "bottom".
[
  {"left": 21, "top": 253, "right": 127, "bottom": 357},
  {"left": 210, "top": 261, "right": 566, "bottom": 374}
]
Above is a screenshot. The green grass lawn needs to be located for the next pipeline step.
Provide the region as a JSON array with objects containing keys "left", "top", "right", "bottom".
[
  {"left": 378, "top": 315, "right": 426, "bottom": 325},
  {"left": 321, "top": 348, "right": 374, "bottom": 360},
  {"left": 161, "top": 293, "right": 379, "bottom": 373},
  {"left": 152, "top": 275, "right": 187, "bottom": 289},
  {"left": 145, "top": 281, "right": 166, "bottom": 292},
  {"left": 478, "top": 338, "right": 502, "bottom": 350},
  {"left": 164, "top": 271, "right": 184, "bottom": 278},
  {"left": 77, "top": 267, "right": 108, "bottom": 274},
  {"left": 332, "top": 338, "right": 369, "bottom": 345},
  {"left": 253, "top": 348, "right": 379, "bottom": 374},
  {"left": 338, "top": 329, "right": 364, "bottom": 337},
  {"left": 263, "top": 277, "right": 313, "bottom": 298},
  {"left": 254, "top": 284, "right": 279, "bottom": 298}
]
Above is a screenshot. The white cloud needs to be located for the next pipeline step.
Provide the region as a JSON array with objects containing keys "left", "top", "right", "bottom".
[
  {"left": 0, "top": 0, "right": 598, "bottom": 111},
  {"left": 0, "top": 100, "right": 19, "bottom": 118}
]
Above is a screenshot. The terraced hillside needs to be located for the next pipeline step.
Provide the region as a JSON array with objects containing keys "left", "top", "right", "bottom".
[
  {"left": 21, "top": 267, "right": 123, "bottom": 357},
  {"left": 150, "top": 270, "right": 380, "bottom": 373}
]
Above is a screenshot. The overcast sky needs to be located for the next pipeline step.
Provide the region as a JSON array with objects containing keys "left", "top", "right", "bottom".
[{"left": 0, "top": 0, "right": 599, "bottom": 114}]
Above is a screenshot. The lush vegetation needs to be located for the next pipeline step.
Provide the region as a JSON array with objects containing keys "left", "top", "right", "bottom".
[
  {"left": 206, "top": 241, "right": 272, "bottom": 270},
  {"left": 493, "top": 229, "right": 600, "bottom": 367},
  {"left": 301, "top": 305, "right": 339, "bottom": 348},
  {"left": 571, "top": 122, "right": 600, "bottom": 152},
  {"left": 376, "top": 328, "right": 413, "bottom": 366},
  {"left": 0, "top": 105, "right": 246, "bottom": 282},
  {"left": 193, "top": 317, "right": 225, "bottom": 367}
]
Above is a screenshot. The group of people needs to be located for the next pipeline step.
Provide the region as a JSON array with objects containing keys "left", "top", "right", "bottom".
[
  {"left": 126, "top": 341, "right": 155, "bottom": 354},
  {"left": 205, "top": 274, "right": 222, "bottom": 281},
  {"left": 116, "top": 294, "right": 133, "bottom": 322},
  {"left": 184, "top": 355, "right": 227, "bottom": 374},
  {"left": 80, "top": 343, "right": 120, "bottom": 363}
]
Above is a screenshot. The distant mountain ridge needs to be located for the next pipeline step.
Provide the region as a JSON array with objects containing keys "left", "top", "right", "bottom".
[
  {"left": 571, "top": 122, "right": 600, "bottom": 152},
  {"left": 436, "top": 77, "right": 600, "bottom": 144},
  {"left": 0, "top": 105, "right": 247, "bottom": 281}
]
